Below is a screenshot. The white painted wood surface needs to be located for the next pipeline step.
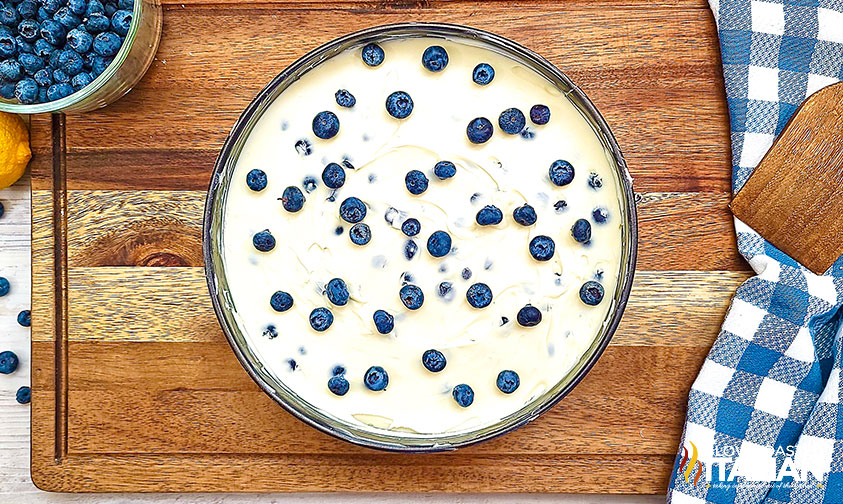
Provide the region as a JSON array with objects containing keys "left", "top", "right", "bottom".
[{"left": 0, "top": 175, "right": 664, "bottom": 503}]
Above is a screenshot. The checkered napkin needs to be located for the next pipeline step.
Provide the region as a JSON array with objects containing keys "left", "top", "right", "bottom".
[{"left": 667, "top": 1, "right": 843, "bottom": 503}]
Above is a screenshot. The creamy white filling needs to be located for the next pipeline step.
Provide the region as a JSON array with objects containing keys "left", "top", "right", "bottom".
[{"left": 221, "top": 36, "right": 624, "bottom": 435}]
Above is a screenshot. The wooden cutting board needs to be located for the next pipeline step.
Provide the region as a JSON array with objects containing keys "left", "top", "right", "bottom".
[{"left": 28, "top": 0, "right": 745, "bottom": 493}]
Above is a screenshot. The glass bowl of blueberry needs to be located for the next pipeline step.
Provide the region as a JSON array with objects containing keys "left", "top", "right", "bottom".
[{"left": 0, "top": 0, "right": 162, "bottom": 113}]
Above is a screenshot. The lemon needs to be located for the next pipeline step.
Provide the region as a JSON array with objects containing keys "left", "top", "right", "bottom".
[{"left": 0, "top": 112, "right": 30, "bottom": 190}]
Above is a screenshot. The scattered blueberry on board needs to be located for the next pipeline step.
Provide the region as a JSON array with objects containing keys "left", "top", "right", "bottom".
[
  {"left": 421, "top": 45, "right": 448, "bottom": 72},
  {"left": 252, "top": 229, "right": 275, "bottom": 252},
  {"left": 0, "top": 0, "right": 134, "bottom": 104},
  {"left": 325, "top": 277, "right": 349, "bottom": 306},
  {"left": 321, "top": 162, "right": 345, "bottom": 189},
  {"left": 422, "top": 349, "right": 446, "bottom": 373},
  {"left": 466, "top": 282, "right": 493, "bottom": 309},
  {"left": 529, "top": 235, "right": 555, "bottom": 261},
  {"left": 335, "top": 89, "right": 355, "bottom": 108},
  {"left": 0, "top": 350, "right": 19, "bottom": 374},
  {"left": 364, "top": 365, "right": 388, "bottom": 391},
  {"left": 461, "top": 267, "right": 471, "bottom": 280},
  {"left": 512, "top": 204, "right": 537, "bottom": 226},
  {"left": 588, "top": 172, "right": 603, "bottom": 189},
  {"left": 571, "top": 218, "right": 592, "bottom": 243},
  {"left": 349, "top": 222, "right": 371, "bottom": 246},
  {"left": 17, "top": 309, "right": 30, "bottom": 327},
  {"left": 361, "top": 42, "right": 384, "bottom": 67},
  {"left": 404, "top": 169, "right": 428, "bottom": 195},
  {"left": 530, "top": 104, "right": 550, "bottom": 125},
  {"left": 385, "top": 90, "right": 413, "bottom": 119},
  {"left": 15, "top": 385, "right": 31, "bottom": 404},
  {"left": 339, "top": 196, "right": 366, "bottom": 223},
  {"left": 516, "top": 305, "right": 542, "bottom": 327},
  {"left": 472, "top": 63, "right": 494, "bottom": 85},
  {"left": 498, "top": 107, "right": 525, "bottom": 135},
  {"left": 372, "top": 309, "right": 394, "bottom": 334},
  {"left": 401, "top": 218, "right": 420, "bottom": 237},
  {"left": 426, "top": 230, "right": 451, "bottom": 258},
  {"left": 399, "top": 284, "right": 424, "bottom": 310},
  {"left": 593, "top": 207, "right": 608, "bottom": 223},
  {"left": 466, "top": 117, "right": 493, "bottom": 144},
  {"left": 0, "top": 276, "right": 9, "bottom": 296},
  {"left": 496, "top": 370, "right": 520, "bottom": 394},
  {"left": 549, "top": 160, "right": 575, "bottom": 186},
  {"left": 280, "top": 186, "right": 305, "bottom": 212},
  {"left": 309, "top": 307, "right": 334, "bottom": 331},
  {"left": 475, "top": 205, "right": 502, "bottom": 226},
  {"left": 246, "top": 169, "right": 267, "bottom": 192},
  {"left": 328, "top": 375, "right": 349, "bottom": 396},
  {"left": 452, "top": 384, "right": 474, "bottom": 407},
  {"left": 433, "top": 160, "right": 456, "bottom": 180},
  {"left": 580, "top": 281, "right": 605, "bottom": 306},
  {"left": 312, "top": 111, "right": 339, "bottom": 139},
  {"left": 270, "top": 291, "right": 293, "bottom": 312}
]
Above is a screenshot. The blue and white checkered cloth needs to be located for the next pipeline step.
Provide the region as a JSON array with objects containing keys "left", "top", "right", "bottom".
[{"left": 667, "top": 1, "right": 843, "bottom": 503}]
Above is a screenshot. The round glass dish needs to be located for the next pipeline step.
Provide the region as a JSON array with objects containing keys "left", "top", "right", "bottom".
[
  {"left": 204, "top": 22, "right": 638, "bottom": 452},
  {"left": 0, "top": 0, "right": 162, "bottom": 114}
]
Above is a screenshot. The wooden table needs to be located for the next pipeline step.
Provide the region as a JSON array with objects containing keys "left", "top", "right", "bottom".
[{"left": 28, "top": 0, "right": 748, "bottom": 494}]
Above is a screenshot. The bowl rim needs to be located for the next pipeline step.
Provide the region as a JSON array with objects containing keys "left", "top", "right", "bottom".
[{"left": 203, "top": 21, "right": 639, "bottom": 452}]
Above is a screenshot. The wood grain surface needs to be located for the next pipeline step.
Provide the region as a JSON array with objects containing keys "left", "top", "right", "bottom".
[
  {"left": 731, "top": 82, "right": 843, "bottom": 275},
  {"left": 29, "top": 0, "right": 740, "bottom": 494}
]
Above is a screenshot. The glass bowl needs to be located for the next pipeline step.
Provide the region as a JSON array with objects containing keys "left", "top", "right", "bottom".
[
  {"left": 204, "top": 22, "right": 638, "bottom": 452},
  {"left": 0, "top": 0, "right": 162, "bottom": 114}
]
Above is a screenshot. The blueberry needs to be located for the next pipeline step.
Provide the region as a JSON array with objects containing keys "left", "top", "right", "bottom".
[
  {"left": 475, "top": 205, "right": 502, "bottom": 226},
  {"left": 118, "top": 0, "right": 133, "bottom": 10},
  {"left": 517, "top": 305, "right": 542, "bottom": 327},
  {"left": 332, "top": 365, "right": 345, "bottom": 376},
  {"left": 401, "top": 218, "right": 420, "bottom": 237},
  {"left": 339, "top": 197, "right": 366, "bottom": 223},
  {"left": 321, "top": 162, "right": 345, "bottom": 189},
  {"left": 325, "top": 278, "right": 349, "bottom": 306},
  {"left": 461, "top": 267, "right": 471, "bottom": 280},
  {"left": 361, "top": 42, "right": 384, "bottom": 66},
  {"left": 327, "top": 375, "right": 349, "bottom": 396},
  {"left": 58, "top": 49, "right": 83, "bottom": 75},
  {"left": 33, "top": 38, "right": 53, "bottom": 56},
  {"left": 0, "top": 59, "right": 21, "bottom": 80},
  {"left": 372, "top": 309, "right": 394, "bottom": 334},
  {"left": 68, "top": 0, "right": 87, "bottom": 15},
  {"left": 93, "top": 30, "right": 121, "bottom": 56},
  {"left": 512, "top": 204, "right": 537, "bottom": 226},
  {"left": 421, "top": 45, "right": 448, "bottom": 72},
  {"left": 437, "top": 281, "right": 453, "bottom": 299},
  {"left": 54, "top": 7, "right": 80, "bottom": 30},
  {"left": 496, "top": 370, "right": 520, "bottom": 394},
  {"left": 17, "top": 309, "right": 30, "bottom": 327},
  {"left": 0, "top": 31, "right": 15, "bottom": 58},
  {"left": 14, "top": 77, "right": 37, "bottom": 103},
  {"left": 498, "top": 107, "right": 525, "bottom": 134},
  {"left": 529, "top": 235, "right": 555, "bottom": 261},
  {"left": 580, "top": 281, "right": 604, "bottom": 306},
  {"left": 245, "top": 168, "right": 266, "bottom": 191},
  {"left": 466, "top": 117, "right": 493, "bottom": 144},
  {"left": 281, "top": 186, "right": 304, "bottom": 212},
  {"left": 0, "top": 81, "right": 11, "bottom": 99},
  {"left": 17, "top": 0, "right": 37, "bottom": 19},
  {"left": 472, "top": 62, "right": 494, "bottom": 85},
  {"left": 0, "top": 350, "right": 18, "bottom": 374},
  {"left": 309, "top": 307, "right": 334, "bottom": 331},
  {"left": 334, "top": 226, "right": 343, "bottom": 235},
  {"left": 84, "top": 12, "right": 108, "bottom": 33},
  {"left": 89, "top": 54, "right": 111, "bottom": 76},
  {"left": 403, "top": 239, "right": 417, "bottom": 260},
  {"left": 452, "top": 384, "right": 474, "bottom": 407},
  {"left": 363, "top": 366, "right": 388, "bottom": 391},
  {"left": 593, "top": 208, "right": 608, "bottom": 223},
  {"left": 15, "top": 385, "right": 30, "bottom": 404},
  {"left": 466, "top": 282, "right": 492, "bottom": 308},
  {"left": 85, "top": 0, "right": 104, "bottom": 16},
  {"left": 18, "top": 52, "right": 43, "bottom": 77},
  {"left": 311, "top": 110, "right": 339, "bottom": 139},
  {"left": 42, "top": 0, "right": 61, "bottom": 15},
  {"left": 385, "top": 90, "right": 412, "bottom": 119},
  {"left": 433, "top": 160, "right": 455, "bottom": 180},
  {"left": 0, "top": 277, "right": 8, "bottom": 295},
  {"left": 51, "top": 68, "right": 69, "bottom": 83},
  {"left": 251, "top": 230, "right": 275, "bottom": 252},
  {"left": 15, "top": 36, "right": 32, "bottom": 54},
  {"left": 422, "top": 349, "right": 446, "bottom": 372},
  {"left": 110, "top": 9, "right": 131, "bottom": 36},
  {"left": 399, "top": 284, "right": 423, "bottom": 310},
  {"left": 572, "top": 218, "right": 591, "bottom": 243},
  {"left": 548, "top": 160, "right": 574, "bottom": 186},
  {"left": 0, "top": 6, "right": 19, "bottom": 26},
  {"left": 262, "top": 325, "right": 278, "bottom": 339},
  {"left": 588, "top": 172, "right": 603, "bottom": 189},
  {"left": 36, "top": 6, "right": 50, "bottom": 21},
  {"left": 349, "top": 223, "right": 371, "bottom": 246},
  {"left": 17, "top": 19, "right": 38, "bottom": 41},
  {"left": 426, "top": 230, "right": 451, "bottom": 258},
  {"left": 404, "top": 170, "right": 428, "bottom": 195},
  {"left": 46, "top": 81, "right": 72, "bottom": 100},
  {"left": 103, "top": 2, "right": 116, "bottom": 16},
  {"left": 334, "top": 88, "right": 355, "bottom": 108},
  {"left": 554, "top": 200, "right": 567, "bottom": 213},
  {"left": 270, "top": 291, "right": 293, "bottom": 312},
  {"left": 65, "top": 27, "right": 92, "bottom": 53},
  {"left": 530, "top": 104, "right": 550, "bottom": 125}
]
